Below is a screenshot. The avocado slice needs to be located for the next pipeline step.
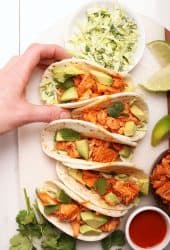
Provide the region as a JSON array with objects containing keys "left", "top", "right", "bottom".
[
  {"left": 44, "top": 204, "right": 60, "bottom": 215},
  {"left": 129, "top": 177, "right": 149, "bottom": 195},
  {"left": 130, "top": 105, "right": 146, "bottom": 122},
  {"left": 55, "top": 131, "right": 65, "bottom": 141},
  {"left": 90, "top": 69, "right": 113, "bottom": 86},
  {"left": 124, "top": 121, "right": 137, "bottom": 136},
  {"left": 80, "top": 224, "right": 102, "bottom": 235},
  {"left": 138, "top": 179, "right": 149, "bottom": 195},
  {"left": 55, "top": 128, "right": 80, "bottom": 142},
  {"left": 60, "top": 86, "right": 78, "bottom": 102},
  {"left": 52, "top": 64, "right": 84, "bottom": 83},
  {"left": 68, "top": 168, "right": 85, "bottom": 184},
  {"left": 75, "top": 139, "right": 89, "bottom": 160},
  {"left": 80, "top": 211, "right": 107, "bottom": 229},
  {"left": 119, "top": 146, "right": 132, "bottom": 158},
  {"left": 104, "top": 192, "right": 120, "bottom": 205}
]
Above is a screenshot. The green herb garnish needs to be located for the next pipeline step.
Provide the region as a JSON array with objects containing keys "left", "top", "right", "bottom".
[
  {"left": 107, "top": 101, "right": 125, "bottom": 117},
  {"left": 44, "top": 204, "right": 60, "bottom": 215},
  {"left": 55, "top": 78, "right": 74, "bottom": 89},
  {"left": 9, "top": 189, "right": 76, "bottom": 250},
  {"left": 10, "top": 234, "right": 33, "bottom": 250},
  {"left": 58, "top": 128, "right": 81, "bottom": 141},
  {"left": 102, "top": 230, "right": 126, "bottom": 250},
  {"left": 94, "top": 177, "right": 108, "bottom": 195},
  {"left": 57, "top": 190, "right": 72, "bottom": 204}
]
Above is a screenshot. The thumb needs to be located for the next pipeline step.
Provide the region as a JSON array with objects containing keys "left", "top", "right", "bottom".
[{"left": 23, "top": 104, "right": 71, "bottom": 123}]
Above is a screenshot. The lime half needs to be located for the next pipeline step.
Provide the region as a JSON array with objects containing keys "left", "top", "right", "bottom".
[
  {"left": 141, "top": 64, "right": 170, "bottom": 91},
  {"left": 147, "top": 40, "right": 170, "bottom": 67},
  {"left": 151, "top": 115, "right": 170, "bottom": 146}
]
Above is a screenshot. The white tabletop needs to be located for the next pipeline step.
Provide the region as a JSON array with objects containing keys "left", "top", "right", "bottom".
[{"left": 0, "top": 1, "right": 170, "bottom": 249}]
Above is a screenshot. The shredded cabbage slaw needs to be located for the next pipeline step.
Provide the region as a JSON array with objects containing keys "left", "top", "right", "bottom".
[{"left": 68, "top": 6, "right": 138, "bottom": 72}]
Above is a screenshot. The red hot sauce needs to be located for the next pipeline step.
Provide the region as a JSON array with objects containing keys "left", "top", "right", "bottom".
[{"left": 129, "top": 210, "right": 167, "bottom": 248}]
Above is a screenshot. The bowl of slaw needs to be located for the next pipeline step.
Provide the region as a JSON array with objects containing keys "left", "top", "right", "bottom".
[{"left": 64, "top": 0, "right": 145, "bottom": 73}]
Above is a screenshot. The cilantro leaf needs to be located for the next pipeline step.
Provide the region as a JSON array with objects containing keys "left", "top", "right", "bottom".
[
  {"left": 94, "top": 177, "right": 109, "bottom": 195},
  {"left": 102, "top": 230, "right": 126, "bottom": 250},
  {"left": 58, "top": 128, "right": 81, "bottom": 141},
  {"left": 107, "top": 101, "right": 125, "bottom": 118},
  {"left": 102, "top": 234, "right": 112, "bottom": 250},
  {"left": 57, "top": 234, "right": 76, "bottom": 250},
  {"left": 42, "top": 222, "right": 60, "bottom": 238},
  {"left": 16, "top": 210, "right": 35, "bottom": 225},
  {"left": 41, "top": 236, "right": 58, "bottom": 250},
  {"left": 16, "top": 208, "right": 42, "bottom": 238},
  {"left": 56, "top": 78, "right": 74, "bottom": 89},
  {"left": 9, "top": 233, "right": 33, "bottom": 250},
  {"left": 57, "top": 190, "right": 72, "bottom": 204},
  {"left": 111, "top": 230, "right": 126, "bottom": 246},
  {"left": 17, "top": 223, "right": 42, "bottom": 238}
]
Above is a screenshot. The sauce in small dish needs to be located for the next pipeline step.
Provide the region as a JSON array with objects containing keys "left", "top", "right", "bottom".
[
  {"left": 129, "top": 210, "right": 167, "bottom": 248},
  {"left": 125, "top": 206, "right": 170, "bottom": 250}
]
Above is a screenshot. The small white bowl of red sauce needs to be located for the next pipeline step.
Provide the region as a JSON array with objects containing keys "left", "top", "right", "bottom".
[{"left": 125, "top": 206, "right": 170, "bottom": 250}]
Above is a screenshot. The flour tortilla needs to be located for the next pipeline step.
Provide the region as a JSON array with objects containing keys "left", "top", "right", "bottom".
[
  {"left": 41, "top": 119, "right": 136, "bottom": 169},
  {"left": 40, "top": 58, "right": 130, "bottom": 108},
  {"left": 72, "top": 92, "right": 149, "bottom": 141},
  {"left": 56, "top": 162, "right": 147, "bottom": 211},
  {"left": 37, "top": 180, "right": 125, "bottom": 241}
]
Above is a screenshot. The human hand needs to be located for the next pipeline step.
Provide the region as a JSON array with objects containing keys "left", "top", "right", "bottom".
[{"left": 0, "top": 43, "right": 71, "bottom": 134}]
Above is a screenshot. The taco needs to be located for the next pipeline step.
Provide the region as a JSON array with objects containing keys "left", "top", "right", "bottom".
[
  {"left": 36, "top": 180, "right": 122, "bottom": 241},
  {"left": 56, "top": 163, "right": 149, "bottom": 212},
  {"left": 72, "top": 93, "right": 148, "bottom": 141},
  {"left": 41, "top": 119, "right": 136, "bottom": 169},
  {"left": 40, "top": 58, "right": 131, "bottom": 108}
]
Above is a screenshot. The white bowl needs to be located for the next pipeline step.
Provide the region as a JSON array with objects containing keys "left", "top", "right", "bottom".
[
  {"left": 125, "top": 206, "right": 170, "bottom": 250},
  {"left": 64, "top": 0, "right": 145, "bottom": 73}
]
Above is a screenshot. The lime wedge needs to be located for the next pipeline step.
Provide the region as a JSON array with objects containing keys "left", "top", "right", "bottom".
[
  {"left": 151, "top": 115, "right": 170, "bottom": 146},
  {"left": 147, "top": 40, "right": 170, "bottom": 67},
  {"left": 141, "top": 64, "right": 170, "bottom": 91}
]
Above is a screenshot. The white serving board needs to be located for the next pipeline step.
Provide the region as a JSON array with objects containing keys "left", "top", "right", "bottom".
[{"left": 18, "top": 15, "right": 169, "bottom": 250}]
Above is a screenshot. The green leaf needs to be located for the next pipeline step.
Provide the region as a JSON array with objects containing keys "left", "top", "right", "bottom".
[
  {"left": 10, "top": 189, "right": 77, "bottom": 250},
  {"left": 58, "top": 128, "right": 81, "bottom": 141},
  {"left": 17, "top": 223, "right": 42, "bottom": 238},
  {"left": 57, "top": 190, "right": 72, "bottom": 204},
  {"left": 107, "top": 101, "right": 125, "bottom": 118},
  {"left": 42, "top": 222, "right": 60, "bottom": 238},
  {"left": 44, "top": 204, "right": 60, "bottom": 215},
  {"left": 9, "top": 233, "right": 33, "bottom": 250},
  {"left": 94, "top": 177, "right": 109, "bottom": 195},
  {"left": 57, "top": 234, "right": 76, "bottom": 250},
  {"left": 16, "top": 210, "right": 35, "bottom": 225},
  {"left": 62, "top": 78, "right": 74, "bottom": 89},
  {"left": 55, "top": 78, "right": 74, "bottom": 90},
  {"left": 101, "top": 230, "right": 126, "bottom": 250},
  {"left": 41, "top": 236, "right": 58, "bottom": 250},
  {"left": 102, "top": 234, "right": 112, "bottom": 250},
  {"left": 111, "top": 230, "right": 126, "bottom": 246}
]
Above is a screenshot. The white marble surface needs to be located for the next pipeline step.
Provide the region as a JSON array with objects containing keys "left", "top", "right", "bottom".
[{"left": 0, "top": 1, "right": 170, "bottom": 249}]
